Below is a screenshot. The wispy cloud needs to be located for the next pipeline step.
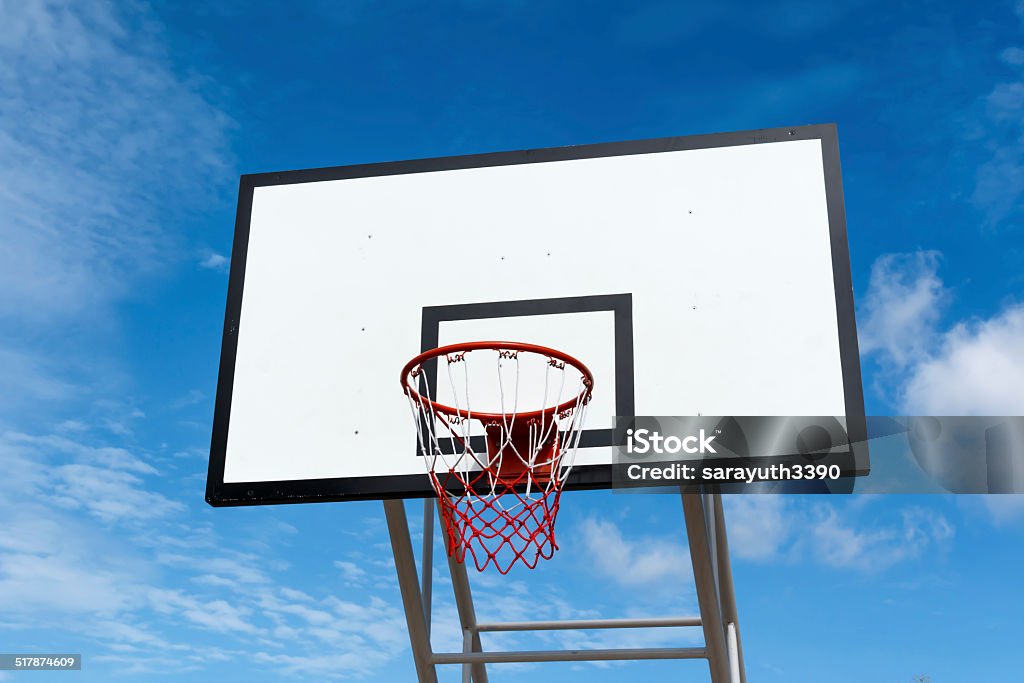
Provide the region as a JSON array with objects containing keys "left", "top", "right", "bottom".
[
  {"left": 858, "top": 251, "right": 947, "bottom": 369},
  {"left": 2, "top": 432, "right": 185, "bottom": 526},
  {"left": 170, "top": 389, "right": 207, "bottom": 410},
  {"left": 978, "top": 495, "right": 1024, "bottom": 525},
  {"left": 0, "top": 428, "right": 414, "bottom": 678},
  {"left": 0, "top": 346, "right": 83, "bottom": 433},
  {"left": 0, "top": 518, "right": 145, "bottom": 617},
  {"left": 578, "top": 516, "right": 691, "bottom": 588},
  {"left": 725, "top": 496, "right": 954, "bottom": 572},
  {"left": 858, "top": 250, "right": 1024, "bottom": 414},
  {"left": 199, "top": 251, "right": 230, "bottom": 272},
  {"left": 334, "top": 560, "right": 369, "bottom": 583},
  {"left": 970, "top": 8, "right": 1024, "bottom": 227},
  {"left": 157, "top": 551, "right": 271, "bottom": 586},
  {"left": 0, "top": 0, "right": 233, "bottom": 324},
  {"left": 903, "top": 305, "right": 1024, "bottom": 414},
  {"left": 1002, "top": 47, "right": 1024, "bottom": 66},
  {"left": 804, "top": 505, "right": 953, "bottom": 572},
  {"left": 149, "top": 588, "right": 262, "bottom": 635},
  {"left": 721, "top": 496, "right": 792, "bottom": 561}
]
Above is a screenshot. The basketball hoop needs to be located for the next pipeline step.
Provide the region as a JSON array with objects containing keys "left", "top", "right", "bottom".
[{"left": 401, "top": 341, "right": 593, "bottom": 573}]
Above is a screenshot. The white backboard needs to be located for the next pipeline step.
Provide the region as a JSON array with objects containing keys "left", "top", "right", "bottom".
[{"left": 207, "top": 125, "right": 865, "bottom": 505}]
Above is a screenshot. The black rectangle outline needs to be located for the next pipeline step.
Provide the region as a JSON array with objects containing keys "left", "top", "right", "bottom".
[
  {"left": 206, "top": 123, "right": 868, "bottom": 507},
  {"left": 419, "top": 293, "right": 634, "bottom": 456}
]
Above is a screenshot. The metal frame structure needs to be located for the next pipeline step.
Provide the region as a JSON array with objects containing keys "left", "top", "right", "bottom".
[{"left": 383, "top": 488, "right": 746, "bottom": 682}]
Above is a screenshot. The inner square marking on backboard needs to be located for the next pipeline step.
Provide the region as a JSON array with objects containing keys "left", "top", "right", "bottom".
[{"left": 419, "top": 293, "right": 635, "bottom": 455}]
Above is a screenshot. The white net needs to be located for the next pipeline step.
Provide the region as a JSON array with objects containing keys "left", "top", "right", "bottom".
[{"left": 402, "top": 344, "right": 592, "bottom": 573}]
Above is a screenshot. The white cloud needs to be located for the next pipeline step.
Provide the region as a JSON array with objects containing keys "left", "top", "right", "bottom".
[
  {"left": 250, "top": 590, "right": 407, "bottom": 676},
  {"left": 902, "top": 304, "right": 1024, "bottom": 415},
  {"left": 722, "top": 496, "right": 792, "bottom": 560},
  {"left": 200, "top": 251, "right": 230, "bottom": 272},
  {"left": 156, "top": 552, "right": 271, "bottom": 586},
  {"left": 334, "top": 560, "right": 368, "bottom": 582},
  {"left": 279, "top": 586, "right": 314, "bottom": 602},
  {"left": 973, "top": 73, "right": 1024, "bottom": 224},
  {"left": 92, "top": 619, "right": 182, "bottom": 651},
  {"left": 857, "top": 251, "right": 1024, "bottom": 414},
  {"left": 722, "top": 497, "right": 955, "bottom": 572},
  {"left": 972, "top": 25, "right": 1024, "bottom": 227},
  {"left": 8, "top": 432, "right": 156, "bottom": 473},
  {"left": 148, "top": 588, "right": 261, "bottom": 635},
  {"left": 0, "top": 426, "right": 415, "bottom": 677},
  {"left": 50, "top": 463, "right": 183, "bottom": 523},
  {"left": 171, "top": 389, "right": 207, "bottom": 409},
  {"left": 251, "top": 652, "right": 378, "bottom": 679},
  {"left": 1, "top": 432, "right": 182, "bottom": 526},
  {"left": 578, "top": 516, "right": 691, "bottom": 587},
  {"left": 0, "top": 488, "right": 157, "bottom": 624},
  {"left": 804, "top": 505, "right": 952, "bottom": 572},
  {"left": 87, "top": 652, "right": 205, "bottom": 677},
  {"left": 1000, "top": 46, "right": 1024, "bottom": 66},
  {"left": 987, "top": 81, "right": 1024, "bottom": 120},
  {"left": 980, "top": 495, "right": 1024, "bottom": 525},
  {"left": 972, "top": 145, "right": 1024, "bottom": 228},
  {"left": 858, "top": 251, "right": 946, "bottom": 368},
  {"left": 0, "top": 534, "right": 143, "bottom": 616},
  {"left": 193, "top": 574, "right": 239, "bottom": 588},
  {"left": 0, "top": 348, "right": 75, "bottom": 399}
]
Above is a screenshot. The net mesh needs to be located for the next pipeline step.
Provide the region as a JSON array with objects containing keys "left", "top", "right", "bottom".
[{"left": 404, "top": 345, "right": 591, "bottom": 573}]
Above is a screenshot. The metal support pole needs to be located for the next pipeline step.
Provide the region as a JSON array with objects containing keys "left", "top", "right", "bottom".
[
  {"left": 727, "top": 623, "right": 740, "bottom": 683},
  {"left": 421, "top": 499, "right": 434, "bottom": 638},
  {"left": 439, "top": 501, "right": 489, "bottom": 683},
  {"left": 712, "top": 493, "right": 747, "bottom": 683},
  {"left": 704, "top": 491, "right": 722, "bottom": 617},
  {"left": 461, "top": 630, "right": 474, "bottom": 683},
  {"left": 383, "top": 500, "right": 438, "bottom": 683},
  {"left": 682, "top": 490, "right": 730, "bottom": 683}
]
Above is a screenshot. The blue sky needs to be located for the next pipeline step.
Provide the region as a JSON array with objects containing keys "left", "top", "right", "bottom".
[{"left": 2, "top": 1, "right": 1023, "bottom": 681}]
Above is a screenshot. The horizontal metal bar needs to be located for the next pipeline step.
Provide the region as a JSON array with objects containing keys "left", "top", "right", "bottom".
[
  {"left": 432, "top": 647, "right": 707, "bottom": 664},
  {"left": 475, "top": 616, "right": 701, "bottom": 632}
]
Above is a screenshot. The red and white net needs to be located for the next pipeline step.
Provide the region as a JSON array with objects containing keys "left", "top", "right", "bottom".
[{"left": 403, "top": 344, "right": 591, "bottom": 573}]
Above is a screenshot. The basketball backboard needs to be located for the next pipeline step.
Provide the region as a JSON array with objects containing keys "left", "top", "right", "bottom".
[{"left": 206, "top": 124, "right": 866, "bottom": 506}]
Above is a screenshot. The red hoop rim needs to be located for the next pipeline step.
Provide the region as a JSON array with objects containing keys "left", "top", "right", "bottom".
[{"left": 401, "top": 341, "right": 594, "bottom": 423}]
